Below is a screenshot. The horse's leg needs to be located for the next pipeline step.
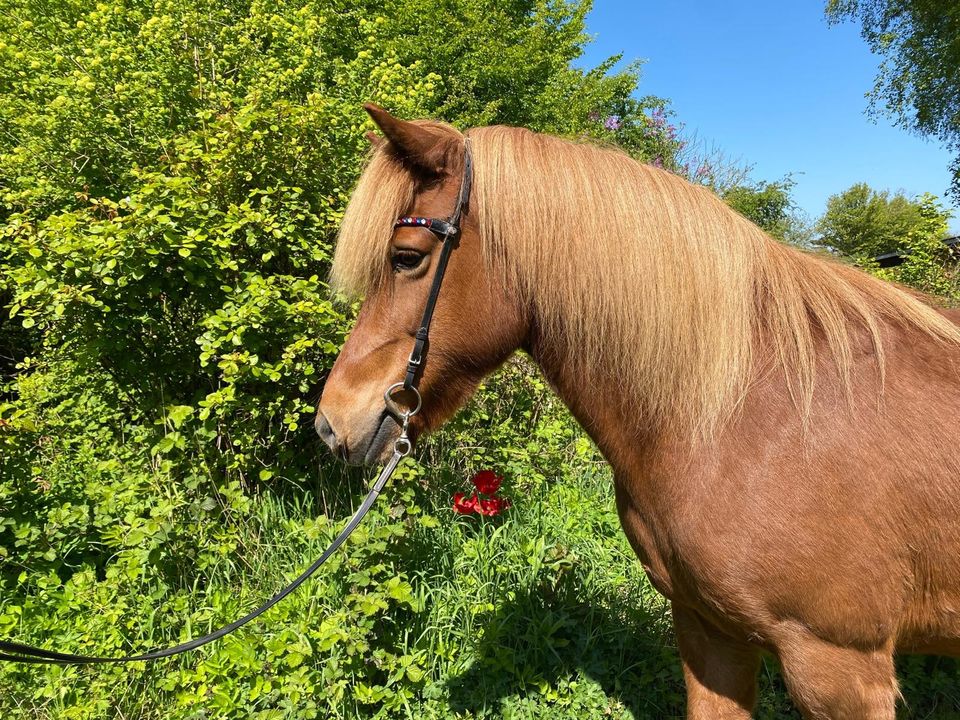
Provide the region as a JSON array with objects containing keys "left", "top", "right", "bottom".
[
  {"left": 673, "top": 603, "right": 760, "bottom": 719},
  {"left": 775, "top": 627, "right": 897, "bottom": 719}
]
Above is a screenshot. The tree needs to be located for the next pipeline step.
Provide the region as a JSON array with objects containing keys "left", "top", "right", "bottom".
[
  {"left": 872, "top": 193, "right": 959, "bottom": 299},
  {"left": 723, "top": 176, "right": 814, "bottom": 246},
  {"left": 826, "top": 1, "right": 960, "bottom": 199},
  {"left": 815, "top": 182, "right": 940, "bottom": 256}
]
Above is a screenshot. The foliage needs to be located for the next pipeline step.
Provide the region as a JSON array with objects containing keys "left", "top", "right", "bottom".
[
  {"left": 0, "top": 0, "right": 678, "bottom": 521},
  {"left": 0, "top": 356, "right": 685, "bottom": 720},
  {"left": 826, "top": 0, "right": 960, "bottom": 199},
  {"left": 723, "top": 176, "right": 814, "bottom": 246},
  {"left": 0, "top": 0, "right": 701, "bottom": 717},
  {"left": 867, "top": 193, "right": 959, "bottom": 301},
  {"left": 817, "top": 185, "right": 958, "bottom": 306},
  {"left": 815, "top": 181, "right": 942, "bottom": 256}
]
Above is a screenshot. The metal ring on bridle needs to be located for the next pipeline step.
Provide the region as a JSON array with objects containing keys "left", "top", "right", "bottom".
[
  {"left": 393, "top": 435, "right": 412, "bottom": 456},
  {"left": 383, "top": 381, "right": 422, "bottom": 420}
]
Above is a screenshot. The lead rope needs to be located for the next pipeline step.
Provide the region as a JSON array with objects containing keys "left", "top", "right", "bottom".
[{"left": 0, "top": 411, "right": 415, "bottom": 665}]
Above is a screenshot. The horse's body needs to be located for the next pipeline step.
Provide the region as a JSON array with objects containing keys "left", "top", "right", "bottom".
[
  {"left": 560, "top": 310, "right": 960, "bottom": 718},
  {"left": 318, "top": 105, "right": 960, "bottom": 718}
]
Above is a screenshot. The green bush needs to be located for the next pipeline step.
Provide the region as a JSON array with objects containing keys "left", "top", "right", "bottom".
[
  {"left": 0, "top": 0, "right": 678, "bottom": 480},
  {"left": 868, "top": 194, "right": 959, "bottom": 303}
]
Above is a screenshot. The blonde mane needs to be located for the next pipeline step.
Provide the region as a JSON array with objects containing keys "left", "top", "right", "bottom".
[{"left": 333, "top": 122, "right": 960, "bottom": 438}]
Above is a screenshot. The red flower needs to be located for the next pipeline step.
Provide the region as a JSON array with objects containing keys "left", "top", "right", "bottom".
[
  {"left": 453, "top": 470, "right": 511, "bottom": 517},
  {"left": 453, "top": 492, "right": 479, "bottom": 514},
  {"left": 477, "top": 496, "right": 511, "bottom": 517},
  {"left": 470, "top": 470, "right": 503, "bottom": 496}
]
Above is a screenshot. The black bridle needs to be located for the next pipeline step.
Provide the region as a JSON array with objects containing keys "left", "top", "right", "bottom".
[
  {"left": 0, "top": 137, "right": 473, "bottom": 665},
  {"left": 388, "top": 137, "right": 473, "bottom": 398}
]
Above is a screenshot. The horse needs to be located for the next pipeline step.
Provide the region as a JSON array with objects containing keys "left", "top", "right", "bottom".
[{"left": 317, "top": 103, "right": 960, "bottom": 719}]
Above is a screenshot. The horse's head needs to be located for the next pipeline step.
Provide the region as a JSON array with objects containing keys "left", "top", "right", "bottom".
[{"left": 317, "top": 105, "right": 526, "bottom": 465}]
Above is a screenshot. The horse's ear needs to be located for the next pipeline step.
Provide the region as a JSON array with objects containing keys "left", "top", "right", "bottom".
[
  {"left": 365, "top": 131, "right": 383, "bottom": 148},
  {"left": 364, "top": 103, "right": 450, "bottom": 172}
]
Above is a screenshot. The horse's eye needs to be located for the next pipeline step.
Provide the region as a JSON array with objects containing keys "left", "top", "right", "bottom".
[{"left": 391, "top": 250, "right": 426, "bottom": 272}]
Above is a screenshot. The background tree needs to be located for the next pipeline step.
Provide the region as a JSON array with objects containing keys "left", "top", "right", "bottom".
[
  {"left": 815, "top": 182, "right": 940, "bottom": 256},
  {"left": 871, "top": 193, "right": 959, "bottom": 299},
  {"left": 723, "top": 176, "right": 814, "bottom": 246},
  {"left": 826, "top": 0, "right": 960, "bottom": 199}
]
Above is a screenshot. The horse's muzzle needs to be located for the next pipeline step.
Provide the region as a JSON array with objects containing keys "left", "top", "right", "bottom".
[{"left": 315, "top": 409, "right": 399, "bottom": 466}]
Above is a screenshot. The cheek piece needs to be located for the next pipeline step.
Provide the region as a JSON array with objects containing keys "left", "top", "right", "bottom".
[{"left": 384, "top": 136, "right": 473, "bottom": 417}]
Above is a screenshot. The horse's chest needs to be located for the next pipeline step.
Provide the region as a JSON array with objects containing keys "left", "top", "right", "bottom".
[
  {"left": 613, "top": 480, "right": 683, "bottom": 601},
  {"left": 612, "top": 467, "right": 761, "bottom": 624}
]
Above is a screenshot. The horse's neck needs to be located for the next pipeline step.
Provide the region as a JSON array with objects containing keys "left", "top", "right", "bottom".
[
  {"left": 527, "top": 308, "right": 874, "bottom": 478},
  {"left": 532, "top": 298, "right": 959, "bottom": 481},
  {"left": 528, "top": 335, "right": 660, "bottom": 475}
]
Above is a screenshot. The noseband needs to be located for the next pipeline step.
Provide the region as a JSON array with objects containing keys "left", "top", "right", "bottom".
[{"left": 0, "top": 137, "right": 475, "bottom": 665}]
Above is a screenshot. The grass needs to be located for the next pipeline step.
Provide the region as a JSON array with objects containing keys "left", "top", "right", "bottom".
[{"left": 243, "top": 458, "right": 692, "bottom": 719}]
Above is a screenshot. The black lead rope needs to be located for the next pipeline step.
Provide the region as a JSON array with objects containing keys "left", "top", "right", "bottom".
[{"left": 0, "top": 136, "right": 474, "bottom": 666}]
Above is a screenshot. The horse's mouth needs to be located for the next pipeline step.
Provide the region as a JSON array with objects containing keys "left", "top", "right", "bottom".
[{"left": 358, "top": 412, "right": 403, "bottom": 466}]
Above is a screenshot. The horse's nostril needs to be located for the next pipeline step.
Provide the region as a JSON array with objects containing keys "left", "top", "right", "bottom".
[{"left": 315, "top": 412, "right": 340, "bottom": 455}]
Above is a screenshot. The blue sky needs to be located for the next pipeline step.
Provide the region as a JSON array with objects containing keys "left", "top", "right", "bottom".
[{"left": 579, "top": 1, "right": 960, "bottom": 234}]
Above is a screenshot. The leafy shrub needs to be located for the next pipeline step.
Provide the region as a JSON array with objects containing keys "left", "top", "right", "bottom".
[
  {"left": 817, "top": 182, "right": 937, "bottom": 257},
  {"left": 868, "top": 194, "right": 959, "bottom": 303}
]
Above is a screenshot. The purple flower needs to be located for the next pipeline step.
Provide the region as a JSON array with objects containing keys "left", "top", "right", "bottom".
[
  {"left": 604, "top": 115, "right": 621, "bottom": 131},
  {"left": 653, "top": 156, "right": 663, "bottom": 168}
]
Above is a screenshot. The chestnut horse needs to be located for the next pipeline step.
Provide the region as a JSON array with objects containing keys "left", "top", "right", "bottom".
[{"left": 317, "top": 104, "right": 960, "bottom": 719}]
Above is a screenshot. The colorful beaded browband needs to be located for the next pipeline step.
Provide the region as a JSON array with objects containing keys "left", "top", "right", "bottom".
[{"left": 394, "top": 215, "right": 458, "bottom": 237}]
